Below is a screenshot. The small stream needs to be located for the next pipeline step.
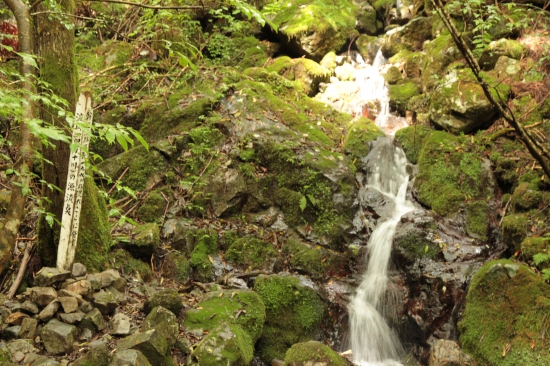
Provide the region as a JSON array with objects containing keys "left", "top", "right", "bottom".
[{"left": 316, "top": 49, "right": 414, "bottom": 365}]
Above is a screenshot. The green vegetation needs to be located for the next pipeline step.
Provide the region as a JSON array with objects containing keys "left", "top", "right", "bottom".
[
  {"left": 284, "top": 341, "right": 346, "bottom": 366},
  {"left": 225, "top": 235, "right": 277, "bottom": 270},
  {"left": 189, "top": 229, "right": 219, "bottom": 282}
]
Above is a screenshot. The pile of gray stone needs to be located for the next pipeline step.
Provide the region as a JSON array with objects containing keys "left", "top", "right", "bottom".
[{"left": 0, "top": 264, "right": 182, "bottom": 366}]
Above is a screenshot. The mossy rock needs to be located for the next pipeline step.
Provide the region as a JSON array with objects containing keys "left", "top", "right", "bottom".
[
  {"left": 388, "top": 81, "right": 420, "bottom": 115},
  {"left": 343, "top": 117, "right": 385, "bottom": 161},
  {"left": 183, "top": 289, "right": 266, "bottom": 342},
  {"left": 162, "top": 252, "right": 191, "bottom": 284},
  {"left": 74, "top": 178, "right": 111, "bottom": 272},
  {"left": 394, "top": 125, "right": 432, "bottom": 164},
  {"left": 414, "top": 131, "right": 494, "bottom": 216},
  {"left": 355, "top": 34, "right": 382, "bottom": 65},
  {"left": 282, "top": 236, "right": 348, "bottom": 279},
  {"left": 384, "top": 66, "right": 402, "bottom": 85},
  {"left": 355, "top": 3, "right": 382, "bottom": 35},
  {"left": 284, "top": 341, "right": 346, "bottom": 366},
  {"left": 511, "top": 182, "right": 542, "bottom": 212},
  {"left": 389, "top": 50, "right": 425, "bottom": 79},
  {"left": 108, "top": 249, "right": 152, "bottom": 282},
  {"left": 124, "top": 223, "right": 160, "bottom": 259},
  {"left": 191, "top": 323, "right": 253, "bottom": 366},
  {"left": 267, "top": 56, "right": 330, "bottom": 96},
  {"left": 189, "top": 229, "right": 218, "bottom": 282},
  {"left": 521, "top": 237, "right": 550, "bottom": 267},
  {"left": 381, "top": 17, "right": 433, "bottom": 58},
  {"left": 421, "top": 34, "right": 462, "bottom": 91},
  {"left": 501, "top": 214, "right": 528, "bottom": 253},
  {"left": 465, "top": 200, "right": 489, "bottom": 240},
  {"left": 479, "top": 39, "right": 529, "bottom": 70},
  {"left": 458, "top": 259, "right": 550, "bottom": 365},
  {"left": 225, "top": 235, "right": 278, "bottom": 271},
  {"left": 394, "top": 230, "right": 440, "bottom": 262},
  {"left": 265, "top": 0, "right": 359, "bottom": 61},
  {"left": 254, "top": 274, "right": 326, "bottom": 362},
  {"left": 137, "top": 188, "right": 171, "bottom": 223}
]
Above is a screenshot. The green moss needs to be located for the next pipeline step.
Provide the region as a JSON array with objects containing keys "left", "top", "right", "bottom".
[
  {"left": 388, "top": 81, "right": 420, "bottom": 114},
  {"left": 162, "top": 252, "right": 190, "bottom": 283},
  {"left": 183, "top": 290, "right": 266, "bottom": 342},
  {"left": 137, "top": 188, "right": 170, "bottom": 223},
  {"left": 521, "top": 237, "right": 550, "bottom": 265},
  {"left": 459, "top": 260, "right": 550, "bottom": 365},
  {"left": 267, "top": 57, "right": 330, "bottom": 96},
  {"left": 384, "top": 66, "right": 402, "bottom": 85},
  {"left": 282, "top": 236, "right": 347, "bottom": 279},
  {"left": 189, "top": 229, "right": 218, "bottom": 282},
  {"left": 254, "top": 275, "right": 326, "bottom": 362},
  {"left": 465, "top": 200, "right": 489, "bottom": 240},
  {"left": 109, "top": 249, "right": 152, "bottom": 282},
  {"left": 395, "top": 232, "right": 439, "bottom": 260},
  {"left": 74, "top": 178, "right": 111, "bottom": 271},
  {"left": 414, "top": 131, "right": 491, "bottom": 216},
  {"left": 511, "top": 182, "right": 542, "bottom": 212},
  {"left": 422, "top": 34, "right": 462, "bottom": 91},
  {"left": 226, "top": 235, "right": 277, "bottom": 270},
  {"left": 284, "top": 341, "right": 346, "bottom": 366},
  {"left": 193, "top": 323, "right": 254, "bottom": 366},
  {"left": 394, "top": 125, "right": 432, "bottom": 164},
  {"left": 501, "top": 214, "right": 528, "bottom": 253},
  {"left": 343, "top": 117, "right": 385, "bottom": 161}
]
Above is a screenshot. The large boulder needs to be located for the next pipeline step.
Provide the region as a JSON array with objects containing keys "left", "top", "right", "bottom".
[
  {"left": 459, "top": 260, "right": 550, "bottom": 365},
  {"left": 190, "top": 323, "right": 253, "bottom": 366}
]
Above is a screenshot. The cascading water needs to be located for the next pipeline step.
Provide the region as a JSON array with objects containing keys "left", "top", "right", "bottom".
[{"left": 349, "top": 139, "right": 415, "bottom": 365}]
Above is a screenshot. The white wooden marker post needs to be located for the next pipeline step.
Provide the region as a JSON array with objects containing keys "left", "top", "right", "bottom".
[{"left": 57, "top": 93, "right": 93, "bottom": 270}]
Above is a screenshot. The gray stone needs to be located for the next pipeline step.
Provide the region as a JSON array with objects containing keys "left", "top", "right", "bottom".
[
  {"left": 71, "top": 340, "right": 109, "bottom": 366},
  {"left": 78, "top": 301, "right": 93, "bottom": 313},
  {"left": 109, "top": 349, "right": 151, "bottom": 366},
  {"left": 429, "top": 339, "right": 475, "bottom": 366},
  {"left": 7, "top": 338, "right": 37, "bottom": 357},
  {"left": 86, "top": 273, "right": 101, "bottom": 292},
  {"left": 100, "top": 269, "right": 126, "bottom": 291},
  {"left": 109, "top": 313, "right": 131, "bottom": 335},
  {"left": 29, "top": 287, "right": 58, "bottom": 307},
  {"left": 193, "top": 323, "right": 253, "bottom": 366},
  {"left": 79, "top": 328, "right": 93, "bottom": 341},
  {"left": 64, "top": 280, "right": 93, "bottom": 299},
  {"left": 58, "top": 289, "right": 84, "bottom": 303},
  {"left": 106, "top": 286, "right": 127, "bottom": 304},
  {"left": 71, "top": 263, "right": 87, "bottom": 278},
  {"left": 143, "top": 288, "right": 182, "bottom": 316},
  {"left": 59, "top": 310, "right": 85, "bottom": 324},
  {"left": 58, "top": 297, "right": 79, "bottom": 313},
  {"left": 29, "top": 356, "right": 61, "bottom": 366},
  {"left": 117, "top": 329, "right": 168, "bottom": 365},
  {"left": 81, "top": 308, "right": 106, "bottom": 331},
  {"left": 20, "top": 318, "right": 38, "bottom": 339},
  {"left": 41, "top": 319, "right": 78, "bottom": 355},
  {"left": 37, "top": 301, "right": 60, "bottom": 322},
  {"left": 4, "top": 325, "right": 21, "bottom": 339},
  {"left": 21, "top": 300, "right": 39, "bottom": 314},
  {"left": 93, "top": 290, "right": 118, "bottom": 315},
  {"left": 142, "top": 306, "right": 178, "bottom": 347},
  {"left": 34, "top": 268, "right": 71, "bottom": 287}
]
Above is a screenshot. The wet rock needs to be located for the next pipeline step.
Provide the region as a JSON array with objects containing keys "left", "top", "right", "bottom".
[
  {"left": 117, "top": 329, "right": 168, "bottom": 365},
  {"left": 109, "top": 313, "right": 131, "bottom": 335},
  {"left": 20, "top": 318, "right": 38, "bottom": 339},
  {"left": 71, "top": 339, "right": 109, "bottom": 366},
  {"left": 109, "top": 349, "right": 151, "bottom": 366},
  {"left": 143, "top": 288, "right": 182, "bottom": 316},
  {"left": 93, "top": 290, "right": 118, "bottom": 315},
  {"left": 283, "top": 341, "right": 346, "bottom": 366},
  {"left": 71, "top": 263, "right": 87, "bottom": 278},
  {"left": 37, "top": 301, "right": 60, "bottom": 322},
  {"left": 429, "top": 339, "right": 474, "bottom": 366},
  {"left": 192, "top": 323, "right": 253, "bottom": 366},
  {"left": 30, "top": 287, "right": 58, "bottom": 307},
  {"left": 33, "top": 268, "right": 71, "bottom": 287},
  {"left": 142, "top": 306, "right": 178, "bottom": 347},
  {"left": 41, "top": 318, "right": 78, "bottom": 355}
]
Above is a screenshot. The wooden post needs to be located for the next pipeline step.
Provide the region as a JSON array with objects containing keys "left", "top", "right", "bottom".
[{"left": 56, "top": 93, "right": 92, "bottom": 270}]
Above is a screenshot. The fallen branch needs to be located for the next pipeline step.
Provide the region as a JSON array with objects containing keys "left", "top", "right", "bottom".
[
  {"left": 84, "top": 0, "right": 203, "bottom": 10},
  {"left": 8, "top": 242, "right": 34, "bottom": 299}
]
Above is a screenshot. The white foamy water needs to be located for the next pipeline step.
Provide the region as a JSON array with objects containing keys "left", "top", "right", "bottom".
[{"left": 349, "top": 139, "right": 415, "bottom": 365}]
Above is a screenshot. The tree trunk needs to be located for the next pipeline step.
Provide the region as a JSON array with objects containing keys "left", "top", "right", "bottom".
[
  {"left": 0, "top": 0, "right": 35, "bottom": 274},
  {"left": 34, "top": 0, "right": 78, "bottom": 266}
]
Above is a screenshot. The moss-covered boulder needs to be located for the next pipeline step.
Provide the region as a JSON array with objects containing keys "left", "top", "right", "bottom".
[
  {"left": 122, "top": 223, "right": 160, "bottom": 259},
  {"left": 521, "top": 237, "right": 550, "bottom": 268},
  {"left": 343, "top": 118, "right": 385, "bottom": 161},
  {"left": 384, "top": 66, "right": 402, "bottom": 85},
  {"left": 137, "top": 189, "right": 170, "bottom": 223},
  {"left": 458, "top": 259, "right": 550, "bottom": 365},
  {"left": 161, "top": 252, "right": 191, "bottom": 284},
  {"left": 479, "top": 39, "right": 529, "bottom": 70},
  {"left": 501, "top": 214, "right": 528, "bottom": 253},
  {"left": 388, "top": 81, "right": 420, "bottom": 115},
  {"left": 465, "top": 200, "right": 489, "bottom": 240},
  {"left": 394, "top": 124, "right": 432, "bottom": 164},
  {"left": 414, "top": 131, "right": 495, "bottom": 217},
  {"left": 254, "top": 274, "right": 326, "bottom": 362},
  {"left": 183, "top": 290, "right": 266, "bottom": 342},
  {"left": 225, "top": 235, "right": 278, "bottom": 271},
  {"left": 108, "top": 249, "right": 152, "bottom": 282},
  {"left": 428, "top": 68, "right": 506, "bottom": 134},
  {"left": 191, "top": 323, "right": 253, "bottom": 366},
  {"left": 282, "top": 236, "right": 348, "bottom": 279},
  {"left": 355, "top": 34, "right": 383, "bottom": 65},
  {"left": 189, "top": 229, "right": 218, "bottom": 282},
  {"left": 421, "top": 34, "right": 462, "bottom": 91},
  {"left": 284, "top": 341, "right": 346, "bottom": 366},
  {"left": 355, "top": 3, "right": 382, "bottom": 35},
  {"left": 265, "top": 0, "right": 359, "bottom": 61},
  {"left": 381, "top": 17, "right": 433, "bottom": 58},
  {"left": 267, "top": 56, "right": 330, "bottom": 96},
  {"left": 511, "top": 182, "right": 542, "bottom": 212}
]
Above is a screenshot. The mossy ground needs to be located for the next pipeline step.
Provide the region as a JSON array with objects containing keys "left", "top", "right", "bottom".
[
  {"left": 459, "top": 260, "right": 550, "bottom": 365},
  {"left": 253, "top": 275, "right": 325, "bottom": 362}
]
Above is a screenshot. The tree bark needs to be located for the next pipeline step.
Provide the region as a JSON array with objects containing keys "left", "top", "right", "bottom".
[
  {"left": 35, "top": 0, "right": 78, "bottom": 266},
  {"left": 430, "top": 0, "right": 550, "bottom": 180},
  {"left": 0, "top": 0, "right": 35, "bottom": 274}
]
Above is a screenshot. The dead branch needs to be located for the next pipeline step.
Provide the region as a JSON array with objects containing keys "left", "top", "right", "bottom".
[{"left": 84, "top": 0, "right": 203, "bottom": 10}]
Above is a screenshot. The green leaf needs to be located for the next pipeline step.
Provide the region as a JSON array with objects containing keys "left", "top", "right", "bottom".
[
  {"left": 299, "top": 196, "right": 307, "bottom": 212},
  {"left": 45, "top": 215, "right": 54, "bottom": 227},
  {"left": 533, "top": 253, "right": 550, "bottom": 266},
  {"left": 129, "top": 128, "right": 149, "bottom": 151},
  {"left": 115, "top": 132, "right": 129, "bottom": 151}
]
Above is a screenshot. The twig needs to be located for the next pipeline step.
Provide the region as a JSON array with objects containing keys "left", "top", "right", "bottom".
[
  {"left": 499, "top": 195, "right": 513, "bottom": 227},
  {"left": 107, "top": 167, "right": 129, "bottom": 196},
  {"left": 84, "top": 0, "right": 203, "bottom": 10},
  {"left": 15, "top": 235, "right": 37, "bottom": 241},
  {"left": 8, "top": 242, "right": 34, "bottom": 299},
  {"left": 160, "top": 191, "right": 170, "bottom": 227}
]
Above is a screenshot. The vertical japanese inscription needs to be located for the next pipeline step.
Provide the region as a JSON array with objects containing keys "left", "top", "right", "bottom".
[{"left": 57, "top": 94, "right": 93, "bottom": 270}]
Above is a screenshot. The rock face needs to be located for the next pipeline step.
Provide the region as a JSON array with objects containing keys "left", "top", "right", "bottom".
[{"left": 459, "top": 260, "right": 550, "bottom": 365}]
